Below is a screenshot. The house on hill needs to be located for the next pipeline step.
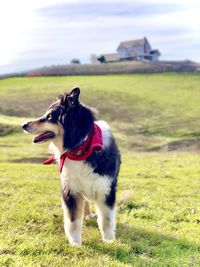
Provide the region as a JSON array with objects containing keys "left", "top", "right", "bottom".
[
  {"left": 117, "top": 37, "right": 161, "bottom": 61},
  {"left": 93, "top": 37, "right": 161, "bottom": 63}
]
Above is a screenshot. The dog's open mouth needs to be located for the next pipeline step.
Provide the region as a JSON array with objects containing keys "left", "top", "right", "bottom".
[{"left": 33, "top": 131, "right": 55, "bottom": 143}]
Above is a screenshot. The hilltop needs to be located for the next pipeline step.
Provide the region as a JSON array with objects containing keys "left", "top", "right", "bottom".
[{"left": 0, "top": 60, "right": 200, "bottom": 79}]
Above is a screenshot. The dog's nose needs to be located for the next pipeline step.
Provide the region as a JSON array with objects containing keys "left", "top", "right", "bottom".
[{"left": 21, "top": 122, "right": 29, "bottom": 130}]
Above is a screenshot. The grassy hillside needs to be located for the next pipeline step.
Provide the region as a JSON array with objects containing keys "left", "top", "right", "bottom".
[
  {"left": 25, "top": 61, "right": 199, "bottom": 76},
  {"left": 1, "top": 60, "right": 198, "bottom": 79},
  {"left": 1, "top": 73, "right": 200, "bottom": 152},
  {"left": 1, "top": 74, "right": 200, "bottom": 266}
]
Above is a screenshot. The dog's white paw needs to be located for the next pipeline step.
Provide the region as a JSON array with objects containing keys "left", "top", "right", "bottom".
[
  {"left": 103, "top": 236, "right": 115, "bottom": 243},
  {"left": 102, "top": 232, "right": 115, "bottom": 243},
  {"left": 103, "top": 238, "right": 115, "bottom": 243},
  {"left": 67, "top": 232, "right": 82, "bottom": 247},
  {"left": 70, "top": 241, "right": 82, "bottom": 247}
]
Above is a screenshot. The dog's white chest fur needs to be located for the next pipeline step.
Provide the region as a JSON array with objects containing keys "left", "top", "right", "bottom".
[
  {"left": 51, "top": 120, "right": 112, "bottom": 201},
  {"left": 61, "top": 160, "right": 111, "bottom": 201}
]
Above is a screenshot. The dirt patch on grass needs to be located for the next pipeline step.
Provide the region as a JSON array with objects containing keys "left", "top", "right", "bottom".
[
  {"left": 150, "top": 140, "right": 200, "bottom": 152},
  {"left": 0, "top": 144, "right": 16, "bottom": 147},
  {"left": 10, "top": 157, "right": 48, "bottom": 164},
  {"left": 0, "top": 123, "right": 20, "bottom": 136},
  {"left": 0, "top": 97, "right": 53, "bottom": 117}
]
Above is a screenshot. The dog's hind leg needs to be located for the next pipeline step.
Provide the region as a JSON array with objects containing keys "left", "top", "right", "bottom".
[
  {"left": 61, "top": 193, "right": 85, "bottom": 246},
  {"left": 95, "top": 201, "right": 116, "bottom": 242},
  {"left": 84, "top": 201, "right": 96, "bottom": 220}
]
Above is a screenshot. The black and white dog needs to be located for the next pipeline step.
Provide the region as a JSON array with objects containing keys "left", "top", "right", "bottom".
[{"left": 22, "top": 87, "right": 121, "bottom": 246}]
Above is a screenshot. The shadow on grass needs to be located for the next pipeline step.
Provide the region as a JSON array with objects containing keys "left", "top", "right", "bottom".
[{"left": 84, "top": 219, "right": 200, "bottom": 266}]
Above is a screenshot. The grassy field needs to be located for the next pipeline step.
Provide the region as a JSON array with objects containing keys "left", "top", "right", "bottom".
[
  {"left": 1, "top": 73, "right": 200, "bottom": 266},
  {"left": 1, "top": 73, "right": 200, "bottom": 151}
]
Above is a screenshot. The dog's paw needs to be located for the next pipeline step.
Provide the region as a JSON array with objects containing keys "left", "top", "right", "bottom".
[
  {"left": 70, "top": 241, "right": 82, "bottom": 247},
  {"left": 103, "top": 239, "right": 115, "bottom": 243},
  {"left": 68, "top": 234, "right": 82, "bottom": 247},
  {"left": 102, "top": 231, "right": 115, "bottom": 243},
  {"left": 103, "top": 236, "right": 115, "bottom": 243}
]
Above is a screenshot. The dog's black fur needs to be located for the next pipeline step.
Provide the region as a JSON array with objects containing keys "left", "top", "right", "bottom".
[{"left": 86, "top": 137, "right": 120, "bottom": 207}]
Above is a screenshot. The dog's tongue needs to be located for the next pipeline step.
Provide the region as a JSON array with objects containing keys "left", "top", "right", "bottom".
[{"left": 33, "top": 131, "right": 55, "bottom": 143}]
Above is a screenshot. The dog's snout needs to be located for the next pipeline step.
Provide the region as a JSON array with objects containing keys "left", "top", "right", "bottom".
[{"left": 21, "top": 122, "right": 29, "bottom": 130}]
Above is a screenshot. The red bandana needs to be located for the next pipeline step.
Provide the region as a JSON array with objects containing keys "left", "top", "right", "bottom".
[{"left": 43, "top": 123, "right": 103, "bottom": 173}]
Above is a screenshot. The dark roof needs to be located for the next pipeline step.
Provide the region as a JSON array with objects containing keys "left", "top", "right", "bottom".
[{"left": 117, "top": 37, "right": 148, "bottom": 50}]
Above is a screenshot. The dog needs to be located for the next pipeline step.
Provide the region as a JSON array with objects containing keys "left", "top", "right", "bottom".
[{"left": 22, "top": 87, "right": 121, "bottom": 246}]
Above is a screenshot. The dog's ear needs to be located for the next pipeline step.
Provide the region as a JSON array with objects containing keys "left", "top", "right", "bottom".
[
  {"left": 67, "top": 87, "right": 80, "bottom": 108},
  {"left": 61, "top": 87, "right": 80, "bottom": 108}
]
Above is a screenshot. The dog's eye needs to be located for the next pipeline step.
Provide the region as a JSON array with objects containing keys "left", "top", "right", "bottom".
[
  {"left": 39, "top": 117, "right": 47, "bottom": 122},
  {"left": 47, "top": 112, "right": 59, "bottom": 123},
  {"left": 47, "top": 115, "right": 53, "bottom": 121}
]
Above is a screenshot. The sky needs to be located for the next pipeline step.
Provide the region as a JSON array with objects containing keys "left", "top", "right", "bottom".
[{"left": 0, "top": 0, "right": 199, "bottom": 74}]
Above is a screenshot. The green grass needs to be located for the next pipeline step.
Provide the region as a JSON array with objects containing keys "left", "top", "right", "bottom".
[
  {"left": 1, "top": 73, "right": 200, "bottom": 266},
  {"left": 1, "top": 73, "right": 200, "bottom": 151},
  {"left": 1, "top": 155, "right": 200, "bottom": 266}
]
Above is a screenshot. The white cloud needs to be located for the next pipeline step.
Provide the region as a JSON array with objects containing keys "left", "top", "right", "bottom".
[{"left": 0, "top": 0, "right": 67, "bottom": 65}]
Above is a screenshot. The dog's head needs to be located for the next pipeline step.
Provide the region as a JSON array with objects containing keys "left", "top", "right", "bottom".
[{"left": 22, "top": 87, "right": 95, "bottom": 149}]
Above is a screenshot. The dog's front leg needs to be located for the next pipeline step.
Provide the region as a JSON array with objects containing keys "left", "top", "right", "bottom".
[
  {"left": 61, "top": 192, "right": 85, "bottom": 246},
  {"left": 95, "top": 200, "right": 116, "bottom": 242}
]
